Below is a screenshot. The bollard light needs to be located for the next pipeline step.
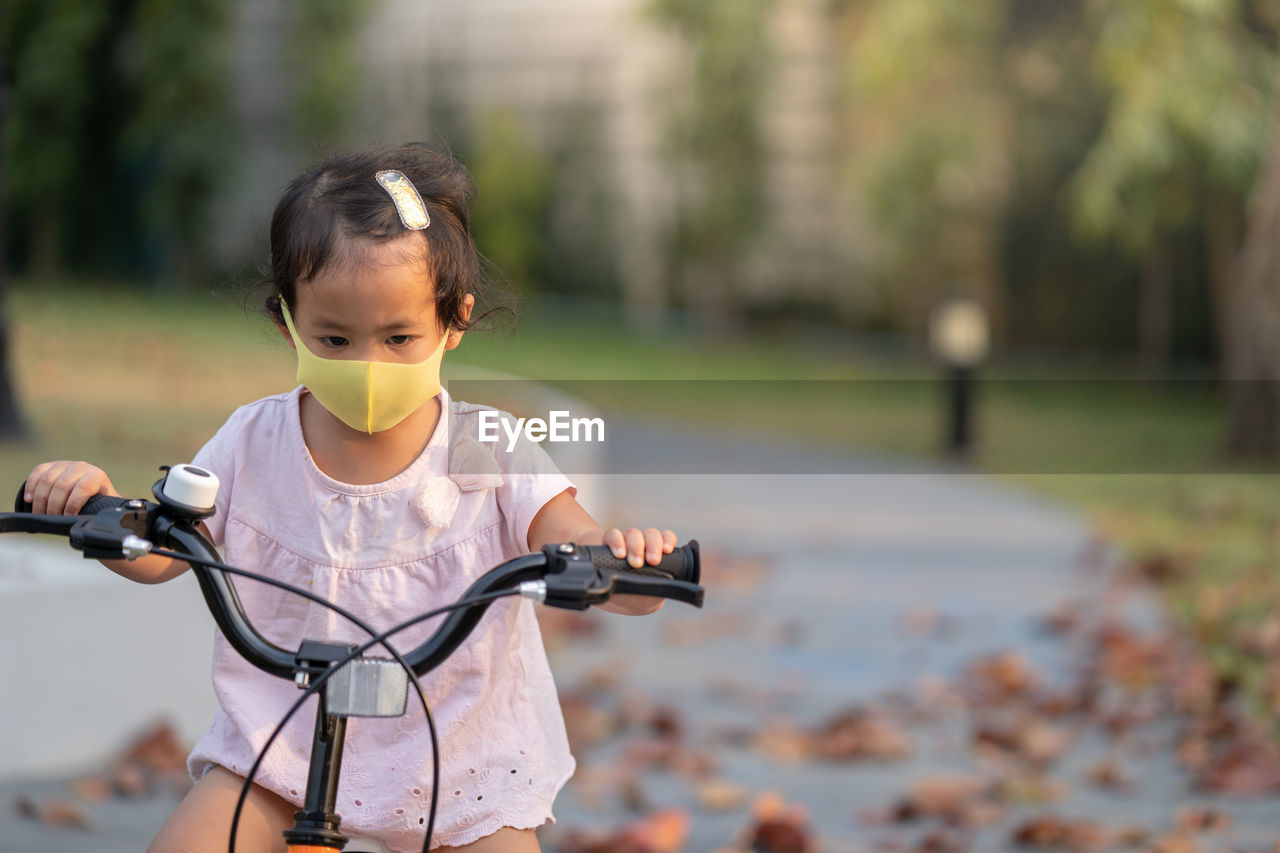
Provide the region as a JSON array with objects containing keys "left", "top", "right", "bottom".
[{"left": 929, "top": 298, "right": 989, "bottom": 457}]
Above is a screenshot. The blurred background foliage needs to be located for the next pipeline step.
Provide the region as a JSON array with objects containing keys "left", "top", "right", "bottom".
[
  {"left": 4, "top": 0, "right": 1279, "bottom": 366},
  {"left": 3, "top": 0, "right": 1280, "bottom": 455}
]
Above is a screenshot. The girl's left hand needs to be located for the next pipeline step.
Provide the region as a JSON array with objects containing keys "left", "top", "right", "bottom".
[{"left": 603, "top": 527, "right": 678, "bottom": 569}]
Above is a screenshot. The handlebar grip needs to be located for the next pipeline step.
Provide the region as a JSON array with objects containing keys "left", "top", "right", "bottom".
[
  {"left": 80, "top": 493, "right": 131, "bottom": 515},
  {"left": 12, "top": 481, "right": 129, "bottom": 515},
  {"left": 576, "top": 540, "right": 700, "bottom": 585}
]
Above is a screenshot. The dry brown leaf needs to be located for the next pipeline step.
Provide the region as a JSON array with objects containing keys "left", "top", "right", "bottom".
[
  {"left": 966, "top": 652, "right": 1038, "bottom": 703},
  {"left": 119, "top": 719, "right": 188, "bottom": 774},
  {"left": 753, "top": 725, "right": 813, "bottom": 763},
  {"left": 911, "top": 828, "right": 973, "bottom": 852},
  {"left": 69, "top": 775, "right": 114, "bottom": 802},
  {"left": 556, "top": 808, "right": 690, "bottom": 853},
  {"left": 560, "top": 690, "right": 624, "bottom": 754},
  {"left": 741, "top": 791, "right": 814, "bottom": 853},
  {"left": 1010, "top": 813, "right": 1110, "bottom": 850},
  {"left": 1129, "top": 551, "right": 1183, "bottom": 585},
  {"left": 888, "top": 774, "right": 1002, "bottom": 829},
  {"left": 994, "top": 773, "right": 1070, "bottom": 806},
  {"left": 110, "top": 760, "right": 150, "bottom": 798},
  {"left": 1196, "top": 734, "right": 1280, "bottom": 794},
  {"left": 1144, "top": 834, "right": 1201, "bottom": 853},
  {"left": 696, "top": 779, "right": 748, "bottom": 813},
  {"left": 1085, "top": 758, "right": 1131, "bottom": 791},
  {"left": 13, "top": 794, "right": 93, "bottom": 830},
  {"left": 973, "top": 715, "right": 1071, "bottom": 769},
  {"left": 813, "top": 707, "right": 912, "bottom": 762},
  {"left": 1173, "top": 806, "right": 1230, "bottom": 834}
]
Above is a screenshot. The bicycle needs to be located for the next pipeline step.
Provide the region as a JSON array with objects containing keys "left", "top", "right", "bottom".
[{"left": 6, "top": 463, "right": 705, "bottom": 852}]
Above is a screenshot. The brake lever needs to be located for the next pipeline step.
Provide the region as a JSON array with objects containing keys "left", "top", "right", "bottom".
[{"left": 607, "top": 571, "right": 704, "bottom": 608}]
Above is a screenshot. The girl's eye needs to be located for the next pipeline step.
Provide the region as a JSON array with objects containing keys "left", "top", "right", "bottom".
[
  {"left": 320, "top": 336, "right": 348, "bottom": 348},
  {"left": 386, "top": 335, "right": 413, "bottom": 346}
]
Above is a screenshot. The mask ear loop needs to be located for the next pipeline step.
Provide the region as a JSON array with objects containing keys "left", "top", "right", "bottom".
[{"left": 376, "top": 170, "right": 431, "bottom": 230}]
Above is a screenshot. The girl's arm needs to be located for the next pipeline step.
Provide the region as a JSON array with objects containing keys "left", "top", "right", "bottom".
[
  {"left": 527, "top": 490, "right": 676, "bottom": 616},
  {"left": 24, "top": 461, "right": 194, "bottom": 584}
]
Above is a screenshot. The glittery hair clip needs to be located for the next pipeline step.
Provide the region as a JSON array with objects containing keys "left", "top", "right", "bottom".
[{"left": 376, "top": 169, "right": 431, "bottom": 230}]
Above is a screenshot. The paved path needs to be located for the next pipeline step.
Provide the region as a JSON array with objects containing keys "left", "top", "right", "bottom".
[{"left": 1, "top": 423, "right": 1276, "bottom": 852}]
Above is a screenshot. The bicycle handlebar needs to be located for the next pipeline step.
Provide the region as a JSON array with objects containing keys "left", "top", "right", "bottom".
[{"left": 5, "top": 473, "right": 704, "bottom": 683}]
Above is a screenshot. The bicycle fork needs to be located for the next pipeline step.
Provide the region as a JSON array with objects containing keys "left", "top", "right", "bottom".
[{"left": 283, "top": 705, "right": 350, "bottom": 850}]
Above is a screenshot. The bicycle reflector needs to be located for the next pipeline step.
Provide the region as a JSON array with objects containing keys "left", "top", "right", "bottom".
[{"left": 326, "top": 658, "right": 409, "bottom": 718}]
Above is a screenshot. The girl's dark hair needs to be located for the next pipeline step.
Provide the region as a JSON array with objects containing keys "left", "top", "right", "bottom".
[{"left": 264, "top": 142, "right": 507, "bottom": 332}]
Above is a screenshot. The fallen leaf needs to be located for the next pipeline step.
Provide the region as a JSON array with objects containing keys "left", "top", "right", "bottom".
[
  {"left": 1173, "top": 806, "right": 1230, "bottom": 834},
  {"left": 886, "top": 774, "right": 1002, "bottom": 828},
  {"left": 556, "top": 808, "right": 690, "bottom": 853},
  {"left": 13, "top": 794, "right": 93, "bottom": 830},
  {"left": 69, "top": 775, "right": 114, "bottom": 802},
  {"left": 910, "top": 828, "right": 973, "bottom": 852},
  {"left": 740, "top": 791, "right": 814, "bottom": 853},
  {"left": 1196, "top": 733, "right": 1280, "bottom": 794},
  {"left": 965, "top": 652, "right": 1038, "bottom": 703},
  {"left": 994, "top": 773, "right": 1070, "bottom": 806},
  {"left": 560, "top": 689, "right": 624, "bottom": 754},
  {"left": 973, "top": 715, "right": 1071, "bottom": 768},
  {"left": 1143, "top": 835, "right": 1201, "bottom": 853},
  {"left": 1010, "top": 813, "right": 1110, "bottom": 850},
  {"left": 696, "top": 779, "right": 748, "bottom": 813},
  {"left": 813, "top": 707, "right": 912, "bottom": 762},
  {"left": 1085, "top": 759, "right": 1131, "bottom": 792}
]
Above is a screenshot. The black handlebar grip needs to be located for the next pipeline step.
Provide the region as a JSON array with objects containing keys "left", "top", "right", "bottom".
[
  {"left": 79, "top": 493, "right": 131, "bottom": 515},
  {"left": 11, "top": 481, "right": 129, "bottom": 515},
  {"left": 577, "top": 540, "right": 700, "bottom": 585},
  {"left": 14, "top": 481, "right": 30, "bottom": 513}
]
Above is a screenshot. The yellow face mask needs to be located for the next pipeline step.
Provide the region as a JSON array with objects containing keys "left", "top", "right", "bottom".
[{"left": 279, "top": 300, "right": 448, "bottom": 434}]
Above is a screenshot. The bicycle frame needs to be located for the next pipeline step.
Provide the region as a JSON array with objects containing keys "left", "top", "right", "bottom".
[{"left": 2, "top": 471, "right": 703, "bottom": 852}]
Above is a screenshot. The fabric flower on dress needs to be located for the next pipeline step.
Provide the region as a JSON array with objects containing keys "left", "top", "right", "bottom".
[{"left": 417, "top": 477, "right": 461, "bottom": 529}]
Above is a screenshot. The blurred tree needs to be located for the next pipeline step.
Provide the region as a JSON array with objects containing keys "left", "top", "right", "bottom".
[
  {"left": 288, "top": 0, "right": 370, "bottom": 148},
  {"left": 1227, "top": 61, "right": 1280, "bottom": 456},
  {"left": 2, "top": 0, "right": 231, "bottom": 285},
  {"left": 999, "top": 1, "right": 1143, "bottom": 357},
  {"left": 648, "top": 0, "right": 771, "bottom": 332},
  {"left": 0, "top": 45, "right": 27, "bottom": 439},
  {"left": 468, "top": 108, "right": 555, "bottom": 294},
  {"left": 1067, "top": 0, "right": 1274, "bottom": 379},
  {"left": 123, "top": 0, "right": 233, "bottom": 287},
  {"left": 3, "top": 0, "right": 112, "bottom": 279},
  {"left": 838, "top": 0, "right": 1013, "bottom": 340}
]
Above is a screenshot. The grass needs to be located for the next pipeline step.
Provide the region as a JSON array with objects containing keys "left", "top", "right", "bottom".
[
  {"left": 4, "top": 283, "right": 296, "bottom": 497},
  {"left": 8, "top": 282, "right": 1280, "bottom": 713}
]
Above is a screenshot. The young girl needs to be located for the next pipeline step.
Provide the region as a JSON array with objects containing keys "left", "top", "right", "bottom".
[{"left": 25, "top": 143, "right": 676, "bottom": 853}]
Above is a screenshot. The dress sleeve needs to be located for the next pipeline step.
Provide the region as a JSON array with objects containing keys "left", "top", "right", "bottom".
[
  {"left": 494, "top": 422, "right": 577, "bottom": 554},
  {"left": 190, "top": 410, "right": 244, "bottom": 548}
]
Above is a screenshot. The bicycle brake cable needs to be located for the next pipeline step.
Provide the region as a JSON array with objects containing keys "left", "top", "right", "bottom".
[
  {"left": 151, "top": 545, "right": 518, "bottom": 853},
  {"left": 232, "top": 587, "right": 520, "bottom": 853},
  {"left": 149, "top": 547, "right": 434, "bottom": 853}
]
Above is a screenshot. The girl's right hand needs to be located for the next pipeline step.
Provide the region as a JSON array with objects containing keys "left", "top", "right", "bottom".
[{"left": 24, "top": 461, "right": 119, "bottom": 515}]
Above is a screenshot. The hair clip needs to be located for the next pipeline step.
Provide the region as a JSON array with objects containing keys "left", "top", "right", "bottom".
[{"left": 376, "top": 170, "right": 431, "bottom": 230}]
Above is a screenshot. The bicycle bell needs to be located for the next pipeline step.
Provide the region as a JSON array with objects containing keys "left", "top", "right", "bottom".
[{"left": 152, "top": 463, "right": 220, "bottom": 519}]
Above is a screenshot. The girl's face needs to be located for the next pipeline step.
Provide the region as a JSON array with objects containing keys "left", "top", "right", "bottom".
[{"left": 281, "top": 236, "right": 472, "bottom": 363}]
